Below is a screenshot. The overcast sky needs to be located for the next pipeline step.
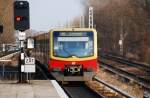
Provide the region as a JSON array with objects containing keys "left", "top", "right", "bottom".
[{"left": 27, "top": 0, "right": 84, "bottom": 31}]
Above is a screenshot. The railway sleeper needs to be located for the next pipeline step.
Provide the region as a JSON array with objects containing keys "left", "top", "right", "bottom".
[
  {"left": 102, "top": 91, "right": 116, "bottom": 96},
  {"left": 88, "top": 84, "right": 124, "bottom": 98}
]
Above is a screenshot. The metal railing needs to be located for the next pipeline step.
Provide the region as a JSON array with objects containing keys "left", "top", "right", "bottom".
[{"left": 0, "top": 71, "right": 18, "bottom": 80}]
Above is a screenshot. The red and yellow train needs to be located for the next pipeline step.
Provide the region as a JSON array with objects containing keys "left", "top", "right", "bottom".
[{"left": 33, "top": 28, "right": 97, "bottom": 81}]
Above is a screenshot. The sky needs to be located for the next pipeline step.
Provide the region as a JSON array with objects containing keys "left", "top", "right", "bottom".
[{"left": 27, "top": 0, "right": 84, "bottom": 31}]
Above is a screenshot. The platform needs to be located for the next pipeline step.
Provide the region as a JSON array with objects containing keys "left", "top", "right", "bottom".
[{"left": 0, "top": 80, "right": 68, "bottom": 98}]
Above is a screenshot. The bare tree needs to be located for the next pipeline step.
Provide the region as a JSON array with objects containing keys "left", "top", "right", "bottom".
[{"left": 83, "top": 0, "right": 150, "bottom": 63}]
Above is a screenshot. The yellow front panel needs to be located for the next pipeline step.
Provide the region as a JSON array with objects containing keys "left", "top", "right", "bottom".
[{"left": 49, "top": 28, "right": 97, "bottom": 61}]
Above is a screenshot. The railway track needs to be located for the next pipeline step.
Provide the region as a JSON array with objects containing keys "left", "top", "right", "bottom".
[
  {"left": 92, "top": 76, "right": 134, "bottom": 98},
  {"left": 62, "top": 82, "right": 103, "bottom": 98},
  {"left": 35, "top": 60, "right": 54, "bottom": 79},
  {"left": 35, "top": 56, "right": 136, "bottom": 98},
  {"left": 100, "top": 53, "right": 150, "bottom": 72},
  {"left": 99, "top": 53, "right": 150, "bottom": 89},
  {"left": 0, "top": 50, "right": 19, "bottom": 58},
  {"left": 36, "top": 61, "right": 103, "bottom": 98}
]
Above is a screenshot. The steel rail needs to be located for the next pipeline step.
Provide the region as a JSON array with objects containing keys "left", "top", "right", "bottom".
[
  {"left": 100, "top": 53, "right": 150, "bottom": 71},
  {"left": 99, "top": 60, "right": 150, "bottom": 89},
  {"left": 93, "top": 76, "right": 134, "bottom": 98},
  {"left": 62, "top": 83, "right": 103, "bottom": 98}
]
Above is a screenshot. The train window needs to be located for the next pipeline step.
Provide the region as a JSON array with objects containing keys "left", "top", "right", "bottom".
[{"left": 53, "top": 31, "right": 94, "bottom": 58}]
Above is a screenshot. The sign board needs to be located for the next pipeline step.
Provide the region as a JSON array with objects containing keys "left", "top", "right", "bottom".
[
  {"left": 2, "top": 44, "right": 5, "bottom": 52},
  {"left": 18, "top": 31, "right": 26, "bottom": 40},
  {"left": 27, "top": 38, "right": 34, "bottom": 49},
  {"left": 24, "top": 65, "right": 35, "bottom": 73},
  {"left": 20, "top": 41, "right": 24, "bottom": 48},
  {"left": 25, "top": 57, "right": 35, "bottom": 65},
  {"left": 21, "top": 53, "right": 24, "bottom": 60},
  {"left": 119, "top": 40, "right": 123, "bottom": 45},
  {"left": 21, "top": 65, "right": 25, "bottom": 72},
  {"left": 24, "top": 57, "right": 35, "bottom": 73}
]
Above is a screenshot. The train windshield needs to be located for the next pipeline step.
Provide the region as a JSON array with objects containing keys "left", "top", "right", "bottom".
[{"left": 53, "top": 31, "right": 94, "bottom": 58}]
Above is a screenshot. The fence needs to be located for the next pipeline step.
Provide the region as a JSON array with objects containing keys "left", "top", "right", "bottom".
[{"left": 0, "top": 71, "right": 18, "bottom": 80}]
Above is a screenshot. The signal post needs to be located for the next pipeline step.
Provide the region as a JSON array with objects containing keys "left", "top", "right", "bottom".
[{"left": 14, "top": 1, "right": 31, "bottom": 83}]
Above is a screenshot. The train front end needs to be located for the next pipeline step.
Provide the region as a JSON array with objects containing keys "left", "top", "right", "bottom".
[{"left": 49, "top": 28, "right": 97, "bottom": 81}]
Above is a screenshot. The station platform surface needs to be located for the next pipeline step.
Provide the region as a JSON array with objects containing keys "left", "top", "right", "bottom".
[{"left": 0, "top": 80, "right": 68, "bottom": 98}]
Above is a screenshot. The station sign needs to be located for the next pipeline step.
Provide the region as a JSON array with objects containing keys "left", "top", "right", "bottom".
[
  {"left": 24, "top": 65, "right": 35, "bottom": 73},
  {"left": 25, "top": 57, "right": 35, "bottom": 65},
  {"left": 24, "top": 57, "right": 35, "bottom": 73}
]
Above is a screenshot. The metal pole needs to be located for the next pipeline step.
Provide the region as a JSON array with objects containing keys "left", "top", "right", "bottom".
[
  {"left": 18, "top": 31, "right": 26, "bottom": 83},
  {"left": 120, "top": 18, "right": 124, "bottom": 55},
  {"left": 27, "top": 72, "right": 28, "bottom": 81},
  {"left": 29, "top": 73, "right": 31, "bottom": 84},
  {"left": 2, "top": 63, "right": 5, "bottom": 77},
  {"left": 89, "top": 7, "right": 94, "bottom": 28},
  {"left": 18, "top": 44, "right": 24, "bottom": 83},
  {"left": 82, "top": 15, "right": 85, "bottom": 28},
  {"left": 18, "top": 53, "right": 21, "bottom": 82},
  {"left": 80, "top": 15, "right": 85, "bottom": 28}
]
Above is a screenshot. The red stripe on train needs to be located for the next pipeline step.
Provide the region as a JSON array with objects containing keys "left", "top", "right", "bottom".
[{"left": 48, "top": 59, "right": 97, "bottom": 72}]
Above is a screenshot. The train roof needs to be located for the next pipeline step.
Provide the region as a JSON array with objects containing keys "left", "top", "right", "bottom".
[
  {"left": 49, "top": 28, "right": 97, "bottom": 32},
  {"left": 34, "top": 33, "right": 49, "bottom": 40}
]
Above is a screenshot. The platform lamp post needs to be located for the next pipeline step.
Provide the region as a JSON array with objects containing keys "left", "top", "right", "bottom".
[{"left": 14, "top": 1, "right": 30, "bottom": 83}]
